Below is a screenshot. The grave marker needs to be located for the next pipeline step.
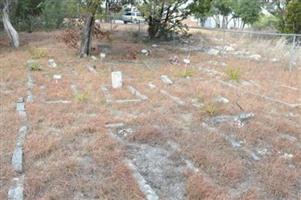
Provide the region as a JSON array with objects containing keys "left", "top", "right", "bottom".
[
  {"left": 160, "top": 75, "right": 173, "bottom": 85},
  {"left": 48, "top": 59, "right": 57, "bottom": 68},
  {"left": 112, "top": 71, "right": 122, "bottom": 89},
  {"left": 16, "top": 98, "right": 25, "bottom": 112}
]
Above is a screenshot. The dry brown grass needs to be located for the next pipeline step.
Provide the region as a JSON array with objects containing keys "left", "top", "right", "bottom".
[
  {"left": 260, "top": 158, "right": 300, "bottom": 199},
  {"left": 0, "top": 47, "right": 29, "bottom": 198},
  {"left": 1, "top": 26, "right": 300, "bottom": 199},
  {"left": 186, "top": 174, "right": 229, "bottom": 200}
]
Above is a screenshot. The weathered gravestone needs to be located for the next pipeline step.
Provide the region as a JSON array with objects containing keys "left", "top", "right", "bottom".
[{"left": 112, "top": 71, "right": 123, "bottom": 89}]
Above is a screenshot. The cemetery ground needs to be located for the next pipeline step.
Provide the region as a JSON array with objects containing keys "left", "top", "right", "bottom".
[{"left": 1, "top": 28, "right": 301, "bottom": 200}]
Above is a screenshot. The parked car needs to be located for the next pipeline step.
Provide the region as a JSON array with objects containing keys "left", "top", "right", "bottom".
[{"left": 121, "top": 11, "right": 145, "bottom": 24}]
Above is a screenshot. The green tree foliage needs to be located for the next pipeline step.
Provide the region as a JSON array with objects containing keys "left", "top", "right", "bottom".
[
  {"left": 264, "top": 0, "right": 291, "bottom": 32},
  {"left": 263, "top": 0, "right": 301, "bottom": 33},
  {"left": 284, "top": 0, "right": 301, "bottom": 33},
  {"left": 12, "top": 0, "right": 43, "bottom": 32},
  {"left": 40, "top": 0, "right": 65, "bottom": 29},
  {"left": 211, "top": 0, "right": 232, "bottom": 17},
  {"left": 232, "top": 0, "right": 262, "bottom": 28},
  {"left": 189, "top": 0, "right": 212, "bottom": 26},
  {"left": 253, "top": 14, "right": 279, "bottom": 30},
  {"left": 191, "top": 0, "right": 262, "bottom": 29},
  {"left": 140, "top": 0, "right": 191, "bottom": 40}
]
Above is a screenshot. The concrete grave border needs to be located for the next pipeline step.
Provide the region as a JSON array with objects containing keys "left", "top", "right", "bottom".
[
  {"left": 147, "top": 82, "right": 186, "bottom": 106},
  {"left": 9, "top": 97, "right": 30, "bottom": 200},
  {"left": 8, "top": 62, "right": 35, "bottom": 200},
  {"left": 101, "top": 85, "right": 148, "bottom": 104}
]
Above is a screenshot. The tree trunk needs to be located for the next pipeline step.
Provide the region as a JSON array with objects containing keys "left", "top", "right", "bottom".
[
  {"left": 148, "top": 16, "right": 161, "bottom": 39},
  {"left": 80, "top": 14, "right": 94, "bottom": 57},
  {"left": 2, "top": 6, "right": 19, "bottom": 48}
]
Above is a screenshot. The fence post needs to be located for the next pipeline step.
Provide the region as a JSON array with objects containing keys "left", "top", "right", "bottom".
[
  {"left": 110, "top": 14, "right": 113, "bottom": 32},
  {"left": 289, "top": 34, "right": 296, "bottom": 71}
]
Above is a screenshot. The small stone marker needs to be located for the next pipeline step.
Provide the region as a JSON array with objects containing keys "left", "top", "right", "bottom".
[
  {"left": 249, "top": 54, "right": 261, "bottom": 61},
  {"left": 214, "top": 96, "right": 230, "bottom": 104},
  {"left": 105, "top": 123, "right": 125, "bottom": 128},
  {"left": 48, "top": 59, "right": 57, "bottom": 68},
  {"left": 169, "top": 55, "right": 180, "bottom": 65},
  {"left": 148, "top": 82, "right": 156, "bottom": 89},
  {"left": 183, "top": 59, "right": 190, "bottom": 64},
  {"left": 100, "top": 53, "right": 106, "bottom": 60},
  {"left": 87, "top": 64, "right": 97, "bottom": 73},
  {"left": 16, "top": 98, "right": 25, "bottom": 112},
  {"left": 207, "top": 49, "right": 220, "bottom": 56},
  {"left": 160, "top": 75, "right": 173, "bottom": 85},
  {"left": 141, "top": 49, "right": 150, "bottom": 55},
  {"left": 91, "top": 56, "right": 97, "bottom": 61},
  {"left": 53, "top": 75, "right": 62, "bottom": 83},
  {"left": 281, "top": 153, "right": 294, "bottom": 160},
  {"left": 111, "top": 71, "right": 123, "bottom": 89},
  {"left": 53, "top": 74, "right": 62, "bottom": 80},
  {"left": 224, "top": 46, "right": 235, "bottom": 51}
]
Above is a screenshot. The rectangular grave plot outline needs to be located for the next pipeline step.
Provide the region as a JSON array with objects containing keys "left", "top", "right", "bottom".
[{"left": 101, "top": 85, "right": 148, "bottom": 104}]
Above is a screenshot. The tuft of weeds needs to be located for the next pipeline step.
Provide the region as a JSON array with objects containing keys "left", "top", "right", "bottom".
[
  {"left": 195, "top": 92, "right": 204, "bottom": 102},
  {"left": 203, "top": 103, "right": 218, "bottom": 116},
  {"left": 225, "top": 66, "right": 240, "bottom": 82},
  {"left": 177, "top": 69, "right": 196, "bottom": 78},
  {"left": 74, "top": 92, "right": 89, "bottom": 102},
  {"left": 27, "top": 61, "right": 42, "bottom": 71},
  {"left": 29, "top": 47, "right": 48, "bottom": 59}
]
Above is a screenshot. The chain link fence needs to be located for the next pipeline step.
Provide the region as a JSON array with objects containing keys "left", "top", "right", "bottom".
[{"left": 189, "top": 27, "right": 301, "bottom": 71}]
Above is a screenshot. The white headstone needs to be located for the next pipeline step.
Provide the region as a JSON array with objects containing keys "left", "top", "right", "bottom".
[
  {"left": 183, "top": 59, "right": 190, "bottom": 64},
  {"left": 53, "top": 74, "right": 62, "bottom": 80},
  {"left": 112, "top": 71, "right": 122, "bottom": 89},
  {"left": 100, "top": 53, "right": 106, "bottom": 60}
]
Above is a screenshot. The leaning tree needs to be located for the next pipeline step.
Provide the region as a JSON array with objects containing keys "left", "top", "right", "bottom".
[
  {"left": 80, "top": 0, "right": 102, "bottom": 57},
  {"left": 1, "top": 0, "right": 19, "bottom": 48}
]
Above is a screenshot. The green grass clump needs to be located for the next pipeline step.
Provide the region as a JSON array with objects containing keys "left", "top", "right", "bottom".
[
  {"left": 203, "top": 103, "right": 218, "bottom": 116},
  {"left": 29, "top": 48, "right": 48, "bottom": 59},
  {"left": 177, "top": 69, "right": 196, "bottom": 78},
  {"left": 27, "top": 60, "right": 42, "bottom": 71},
  {"left": 74, "top": 92, "right": 89, "bottom": 102},
  {"left": 225, "top": 66, "right": 240, "bottom": 82}
]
